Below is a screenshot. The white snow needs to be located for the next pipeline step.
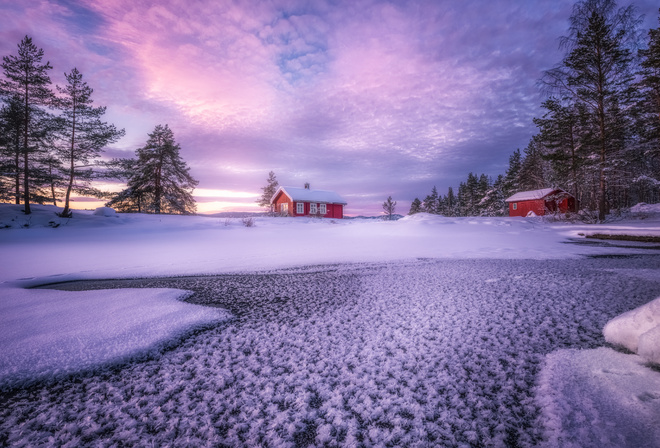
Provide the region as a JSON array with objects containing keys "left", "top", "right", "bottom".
[
  {"left": 505, "top": 187, "right": 559, "bottom": 202},
  {"left": 0, "top": 287, "right": 230, "bottom": 389},
  {"left": 537, "top": 348, "right": 660, "bottom": 448},
  {"left": 603, "top": 296, "right": 660, "bottom": 364},
  {"left": 273, "top": 185, "right": 347, "bottom": 204},
  {"left": 1, "top": 203, "right": 659, "bottom": 446},
  {"left": 92, "top": 206, "right": 117, "bottom": 217},
  {"left": 631, "top": 202, "right": 660, "bottom": 214}
]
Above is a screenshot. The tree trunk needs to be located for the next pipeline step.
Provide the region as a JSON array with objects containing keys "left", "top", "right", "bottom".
[
  {"left": 23, "top": 85, "right": 31, "bottom": 215},
  {"left": 49, "top": 164, "right": 57, "bottom": 206},
  {"left": 14, "top": 137, "right": 20, "bottom": 205},
  {"left": 62, "top": 106, "right": 76, "bottom": 217}
]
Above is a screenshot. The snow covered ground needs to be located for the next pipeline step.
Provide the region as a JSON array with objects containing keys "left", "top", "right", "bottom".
[{"left": 1, "top": 203, "right": 660, "bottom": 447}]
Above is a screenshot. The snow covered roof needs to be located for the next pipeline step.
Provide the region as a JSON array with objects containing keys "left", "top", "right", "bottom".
[
  {"left": 271, "top": 186, "right": 347, "bottom": 205},
  {"left": 505, "top": 188, "right": 571, "bottom": 203}
]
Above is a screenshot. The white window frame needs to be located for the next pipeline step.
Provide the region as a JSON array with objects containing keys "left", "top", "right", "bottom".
[
  {"left": 320, "top": 203, "right": 327, "bottom": 215},
  {"left": 512, "top": 203, "right": 517, "bottom": 210},
  {"left": 310, "top": 203, "right": 318, "bottom": 214},
  {"left": 296, "top": 202, "right": 304, "bottom": 214},
  {"left": 281, "top": 203, "right": 288, "bottom": 214}
]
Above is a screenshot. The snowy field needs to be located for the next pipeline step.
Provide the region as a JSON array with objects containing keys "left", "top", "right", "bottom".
[{"left": 1, "top": 204, "right": 660, "bottom": 447}]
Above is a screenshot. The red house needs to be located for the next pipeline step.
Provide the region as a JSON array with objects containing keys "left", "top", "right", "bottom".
[
  {"left": 505, "top": 188, "right": 577, "bottom": 217},
  {"left": 271, "top": 184, "right": 347, "bottom": 218}
]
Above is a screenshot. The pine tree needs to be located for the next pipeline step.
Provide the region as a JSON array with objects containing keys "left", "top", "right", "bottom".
[
  {"left": 534, "top": 98, "right": 589, "bottom": 208},
  {"left": 445, "top": 187, "right": 456, "bottom": 216},
  {"left": 0, "top": 96, "right": 23, "bottom": 203},
  {"left": 382, "top": 195, "right": 396, "bottom": 220},
  {"left": 0, "top": 36, "right": 55, "bottom": 214},
  {"left": 477, "top": 175, "right": 506, "bottom": 216},
  {"left": 422, "top": 186, "right": 439, "bottom": 214},
  {"left": 108, "top": 125, "right": 198, "bottom": 214},
  {"left": 257, "top": 171, "right": 279, "bottom": 214},
  {"left": 633, "top": 10, "right": 660, "bottom": 203},
  {"left": 518, "top": 137, "right": 548, "bottom": 191},
  {"left": 502, "top": 149, "right": 522, "bottom": 200},
  {"left": 408, "top": 197, "right": 422, "bottom": 215},
  {"left": 542, "top": 0, "right": 641, "bottom": 220},
  {"left": 55, "top": 68, "right": 124, "bottom": 217}
]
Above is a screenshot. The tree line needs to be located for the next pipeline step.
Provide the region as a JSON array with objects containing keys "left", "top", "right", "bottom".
[
  {"left": 0, "top": 36, "right": 197, "bottom": 216},
  {"left": 411, "top": 1, "right": 660, "bottom": 220}
]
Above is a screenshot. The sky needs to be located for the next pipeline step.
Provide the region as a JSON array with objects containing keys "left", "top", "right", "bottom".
[{"left": 1, "top": 0, "right": 658, "bottom": 215}]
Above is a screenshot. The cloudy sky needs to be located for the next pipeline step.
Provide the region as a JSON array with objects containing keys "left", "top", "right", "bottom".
[{"left": 1, "top": 0, "right": 658, "bottom": 215}]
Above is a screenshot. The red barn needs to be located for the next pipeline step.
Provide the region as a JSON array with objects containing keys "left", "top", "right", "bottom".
[
  {"left": 271, "top": 184, "right": 347, "bottom": 218},
  {"left": 505, "top": 188, "right": 577, "bottom": 217}
]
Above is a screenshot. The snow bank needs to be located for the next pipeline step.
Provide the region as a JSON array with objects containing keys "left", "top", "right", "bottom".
[
  {"left": 630, "top": 202, "right": 660, "bottom": 215},
  {"left": 537, "top": 347, "right": 660, "bottom": 448},
  {"left": 0, "top": 287, "right": 231, "bottom": 389},
  {"left": 93, "top": 206, "right": 117, "bottom": 217},
  {"left": 603, "top": 296, "right": 660, "bottom": 364}
]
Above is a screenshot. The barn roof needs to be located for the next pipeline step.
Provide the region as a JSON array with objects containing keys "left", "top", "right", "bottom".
[
  {"left": 271, "top": 186, "right": 347, "bottom": 205},
  {"left": 505, "top": 188, "right": 572, "bottom": 203}
]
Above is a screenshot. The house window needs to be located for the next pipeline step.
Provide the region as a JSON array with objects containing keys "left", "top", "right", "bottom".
[
  {"left": 512, "top": 203, "right": 517, "bottom": 210},
  {"left": 320, "top": 204, "right": 327, "bottom": 215},
  {"left": 296, "top": 202, "right": 304, "bottom": 214},
  {"left": 310, "top": 203, "right": 318, "bottom": 214},
  {"left": 281, "top": 203, "right": 288, "bottom": 214}
]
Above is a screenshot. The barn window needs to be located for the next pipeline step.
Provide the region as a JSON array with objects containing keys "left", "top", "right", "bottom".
[
  {"left": 320, "top": 204, "right": 327, "bottom": 214},
  {"left": 512, "top": 203, "right": 517, "bottom": 210},
  {"left": 296, "top": 202, "right": 304, "bottom": 214},
  {"left": 310, "top": 203, "right": 318, "bottom": 214},
  {"left": 281, "top": 203, "right": 288, "bottom": 214}
]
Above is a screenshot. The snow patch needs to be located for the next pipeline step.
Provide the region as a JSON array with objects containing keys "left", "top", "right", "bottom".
[
  {"left": 0, "top": 287, "right": 231, "bottom": 389},
  {"left": 603, "top": 296, "right": 660, "bottom": 360},
  {"left": 93, "top": 206, "right": 117, "bottom": 217},
  {"left": 537, "top": 347, "right": 660, "bottom": 448}
]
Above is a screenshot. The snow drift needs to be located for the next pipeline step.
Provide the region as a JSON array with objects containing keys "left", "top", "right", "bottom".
[{"left": 603, "top": 296, "right": 660, "bottom": 365}]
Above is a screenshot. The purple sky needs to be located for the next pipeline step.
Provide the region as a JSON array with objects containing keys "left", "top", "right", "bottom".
[{"left": 1, "top": 0, "right": 658, "bottom": 215}]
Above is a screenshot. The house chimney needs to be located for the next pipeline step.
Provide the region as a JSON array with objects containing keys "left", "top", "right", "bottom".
[{"left": 304, "top": 182, "right": 310, "bottom": 189}]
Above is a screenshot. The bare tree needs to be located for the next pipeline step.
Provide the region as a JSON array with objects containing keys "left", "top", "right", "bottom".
[{"left": 382, "top": 195, "right": 397, "bottom": 220}]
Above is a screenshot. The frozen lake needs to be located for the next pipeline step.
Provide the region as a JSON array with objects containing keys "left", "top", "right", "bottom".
[{"left": 3, "top": 255, "right": 660, "bottom": 447}]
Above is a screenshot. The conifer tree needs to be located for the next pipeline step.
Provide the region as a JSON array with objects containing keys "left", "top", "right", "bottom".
[
  {"left": 480, "top": 174, "right": 507, "bottom": 216},
  {"left": 634, "top": 10, "right": 660, "bottom": 202},
  {"left": 257, "top": 171, "right": 279, "bottom": 214},
  {"left": 518, "top": 137, "right": 548, "bottom": 191},
  {"left": 0, "top": 96, "right": 23, "bottom": 203},
  {"left": 55, "top": 68, "right": 124, "bottom": 217},
  {"left": 502, "top": 149, "right": 522, "bottom": 200},
  {"left": 445, "top": 187, "right": 456, "bottom": 216},
  {"left": 543, "top": 0, "right": 641, "bottom": 220},
  {"left": 108, "top": 125, "right": 197, "bottom": 214},
  {"left": 534, "top": 98, "right": 589, "bottom": 208},
  {"left": 0, "top": 36, "right": 55, "bottom": 214},
  {"left": 408, "top": 197, "right": 422, "bottom": 215},
  {"left": 422, "top": 186, "right": 439, "bottom": 214}
]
